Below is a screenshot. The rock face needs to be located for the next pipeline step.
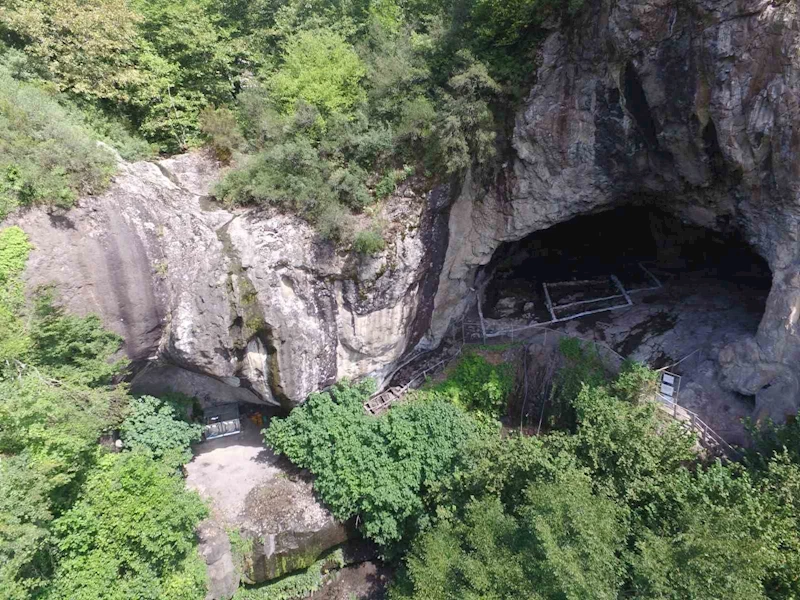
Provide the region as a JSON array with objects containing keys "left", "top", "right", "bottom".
[
  {"left": 197, "top": 520, "right": 239, "bottom": 600},
  {"left": 428, "top": 0, "right": 800, "bottom": 421},
  {"left": 10, "top": 152, "right": 441, "bottom": 407},
  {"left": 6, "top": 0, "right": 799, "bottom": 419}
]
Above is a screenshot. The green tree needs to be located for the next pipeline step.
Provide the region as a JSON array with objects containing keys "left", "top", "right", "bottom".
[
  {"left": 265, "top": 379, "right": 481, "bottom": 545},
  {"left": 394, "top": 472, "right": 624, "bottom": 600},
  {"left": 120, "top": 395, "right": 203, "bottom": 467},
  {"left": 27, "top": 292, "right": 124, "bottom": 386},
  {"left": 47, "top": 452, "right": 208, "bottom": 600},
  {"left": 269, "top": 28, "right": 367, "bottom": 124}
]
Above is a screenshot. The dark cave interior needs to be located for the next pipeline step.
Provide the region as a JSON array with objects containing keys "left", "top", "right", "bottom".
[{"left": 481, "top": 206, "right": 772, "bottom": 325}]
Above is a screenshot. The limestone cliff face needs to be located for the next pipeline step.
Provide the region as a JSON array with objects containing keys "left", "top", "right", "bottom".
[
  {"left": 8, "top": 0, "right": 799, "bottom": 417},
  {"left": 10, "top": 153, "right": 442, "bottom": 407},
  {"left": 428, "top": 0, "right": 800, "bottom": 421}
]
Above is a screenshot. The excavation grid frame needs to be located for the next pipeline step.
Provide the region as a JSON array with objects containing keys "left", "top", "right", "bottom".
[{"left": 542, "top": 262, "right": 662, "bottom": 324}]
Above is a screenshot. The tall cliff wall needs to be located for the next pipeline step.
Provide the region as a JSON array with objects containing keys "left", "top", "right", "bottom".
[
  {"left": 7, "top": 0, "right": 799, "bottom": 418},
  {"left": 10, "top": 153, "right": 445, "bottom": 407},
  {"left": 428, "top": 0, "right": 800, "bottom": 420}
]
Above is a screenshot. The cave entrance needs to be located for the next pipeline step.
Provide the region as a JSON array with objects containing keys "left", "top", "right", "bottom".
[
  {"left": 479, "top": 205, "right": 772, "bottom": 444},
  {"left": 481, "top": 206, "right": 771, "bottom": 326}
]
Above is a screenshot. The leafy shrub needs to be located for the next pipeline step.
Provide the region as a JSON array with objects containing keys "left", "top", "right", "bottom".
[
  {"left": 0, "top": 68, "right": 116, "bottom": 218},
  {"left": 48, "top": 452, "right": 208, "bottom": 600},
  {"left": 612, "top": 359, "right": 659, "bottom": 404},
  {"left": 28, "top": 291, "right": 124, "bottom": 386},
  {"left": 425, "top": 352, "right": 514, "bottom": 419},
  {"left": 375, "top": 165, "right": 414, "bottom": 200},
  {"left": 0, "top": 226, "right": 32, "bottom": 365},
  {"left": 352, "top": 226, "right": 386, "bottom": 255},
  {"left": 548, "top": 337, "right": 610, "bottom": 429},
  {"left": 1, "top": 0, "right": 239, "bottom": 151},
  {"left": 470, "top": 0, "right": 586, "bottom": 46},
  {"left": 265, "top": 379, "right": 481, "bottom": 546},
  {"left": 199, "top": 105, "right": 245, "bottom": 162},
  {"left": 745, "top": 417, "right": 800, "bottom": 466},
  {"left": 119, "top": 395, "right": 203, "bottom": 467},
  {"left": 0, "top": 374, "right": 127, "bottom": 597}
]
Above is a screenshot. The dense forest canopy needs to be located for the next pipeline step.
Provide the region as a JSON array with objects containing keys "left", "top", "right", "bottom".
[{"left": 0, "top": 0, "right": 581, "bottom": 241}]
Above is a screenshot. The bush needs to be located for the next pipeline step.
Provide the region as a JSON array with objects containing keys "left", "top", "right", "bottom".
[
  {"left": 425, "top": 352, "right": 515, "bottom": 419},
  {"left": 352, "top": 226, "right": 386, "bottom": 255},
  {"left": 0, "top": 226, "right": 32, "bottom": 365},
  {"left": 199, "top": 105, "right": 245, "bottom": 162},
  {"left": 0, "top": 68, "right": 116, "bottom": 218},
  {"left": 375, "top": 165, "right": 414, "bottom": 200},
  {"left": 394, "top": 364, "right": 796, "bottom": 600},
  {"left": 393, "top": 472, "right": 625, "bottom": 600},
  {"left": 119, "top": 395, "right": 203, "bottom": 467},
  {"left": 265, "top": 379, "right": 482, "bottom": 546}
]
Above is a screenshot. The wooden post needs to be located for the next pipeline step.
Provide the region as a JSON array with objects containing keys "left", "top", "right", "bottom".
[
  {"left": 542, "top": 283, "right": 557, "bottom": 322},
  {"left": 610, "top": 274, "right": 633, "bottom": 306},
  {"left": 477, "top": 293, "right": 487, "bottom": 345}
]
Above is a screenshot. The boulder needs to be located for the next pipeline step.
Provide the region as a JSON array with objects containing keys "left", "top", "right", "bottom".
[{"left": 239, "top": 478, "right": 350, "bottom": 584}]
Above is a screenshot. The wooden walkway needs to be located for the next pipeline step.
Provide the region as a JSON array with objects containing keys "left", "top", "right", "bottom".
[
  {"left": 364, "top": 386, "right": 404, "bottom": 416},
  {"left": 655, "top": 395, "right": 739, "bottom": 458}
]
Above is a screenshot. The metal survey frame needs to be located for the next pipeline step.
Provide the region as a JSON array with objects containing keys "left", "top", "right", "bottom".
[{"left": 542, "top": 262, "right": 662, "bottom": 324}]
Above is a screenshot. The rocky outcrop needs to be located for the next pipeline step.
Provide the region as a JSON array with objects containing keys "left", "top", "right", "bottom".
[
  {"left": 6, "top": 0, "right": 799, "bottom": 419},
  {"left": 9, "top": 152, "right": 440, "bottom": 407},
  {"left": 239, "top": 478, "right": 350, "bottom": 583},
  {"left": 427, "top": 0, "right": 800, "bottom": 421},
  {"left": 197, "top": 520, "right": 239, "bottom": 600}
]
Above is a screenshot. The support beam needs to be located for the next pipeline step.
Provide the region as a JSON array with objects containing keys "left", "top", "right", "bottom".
[
  {"left": 542, "top": 283, "right": 557, "bottom": 322},
  {"left": 610, "top": 274, "right": 633, "bottom": 305},
  {"left": 639, "top": 262, "right": 663, "bottom": 288}
]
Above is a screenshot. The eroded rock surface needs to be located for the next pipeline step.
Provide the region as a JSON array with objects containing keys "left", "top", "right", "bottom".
[
  {"left": 10, "top": 152, "right": 439, "bottom": 407},
  {"left": 428, "top": 0, "right": 800, "bottom": 421},
  {"left": 239, "top": 478, "right": 349, "bottom": 583}
]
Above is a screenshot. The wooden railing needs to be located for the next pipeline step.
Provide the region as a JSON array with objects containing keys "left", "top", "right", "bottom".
[
  {"left": 653, "top": 394, "right": 739, "bottom": 458},
  {"left": 364, "top": 348, "right": 463, "bottom": 415}
]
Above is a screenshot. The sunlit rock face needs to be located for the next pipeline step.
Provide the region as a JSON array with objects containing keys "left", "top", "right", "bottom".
[
  {"left": 10, "top": 151, "right": 442, "bottom": 407},
  {"left": 427, "top": 0, "right": 800, "bottom": 421}
]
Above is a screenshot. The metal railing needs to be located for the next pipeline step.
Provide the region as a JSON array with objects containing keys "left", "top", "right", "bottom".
[{"left": 654, "top": 393, "right": 740, "bottom": 458}]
